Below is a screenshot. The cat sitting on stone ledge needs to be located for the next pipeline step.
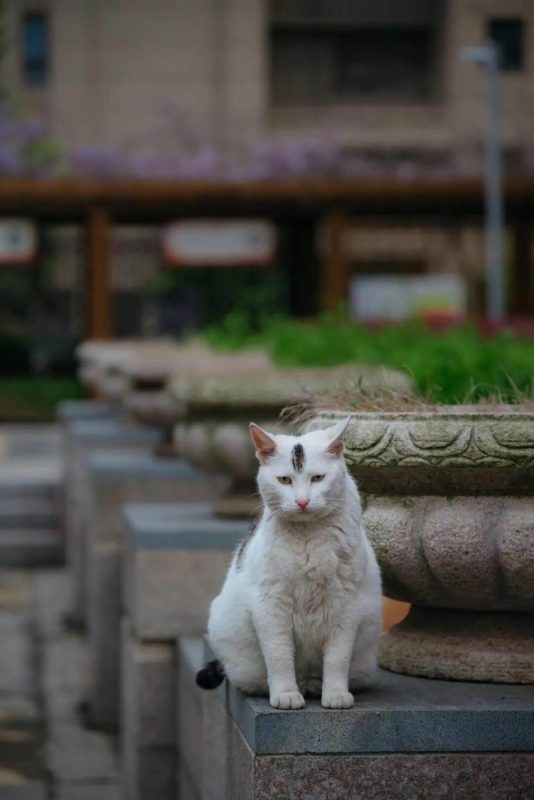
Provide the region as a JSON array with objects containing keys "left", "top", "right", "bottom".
[{"left": 197, "top": 419, "right": 382, "bottom": 710}]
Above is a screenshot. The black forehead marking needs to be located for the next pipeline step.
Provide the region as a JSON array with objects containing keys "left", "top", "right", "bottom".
[{"left": 291, "top": 443, "right": 305, "bottom": 472}]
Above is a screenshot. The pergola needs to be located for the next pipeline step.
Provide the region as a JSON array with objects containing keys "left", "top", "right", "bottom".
[{"left": 0, "top": 176, "right": 533, "bottom": 338}]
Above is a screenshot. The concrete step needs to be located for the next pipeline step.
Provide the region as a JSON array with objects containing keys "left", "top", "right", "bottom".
[
  {"left": 0, "top": 498, "right": 60, "bottom": 529},
  {"left": 0, "top": 530, "right": 63, "bottom": 566}
]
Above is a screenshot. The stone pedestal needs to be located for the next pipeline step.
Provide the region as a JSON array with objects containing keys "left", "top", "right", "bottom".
[
  {"left": 311, "top": 407, "right": 534, "bottom": 683},
  {"left": 121, "top": 503, "right": 247, "bottom": 800},
  {"left": 57, "top": 400, "right": 122, "bottom": 540},
  {"left": 192, "top": 640, "right": 534, "bottom": 800},
  {"left": 64, "top": 419, "right": 162, "bottom": 628},
  {"left": 177, "top": 637, "right": 205, "bottom": 800},
  {"left": 121, "top": 619, "right": 175, "bottom": 800},
  {"left": 84, "top": 453, "right": 213, "bottom": 730}
]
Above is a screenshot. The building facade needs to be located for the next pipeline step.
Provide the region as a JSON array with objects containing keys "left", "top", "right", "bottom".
[
  {"left": 3, "top": 0, "right": 534, "bottom": 172},
  {"left": 1, "top": 1, "right": 533, "bottom": 332}
]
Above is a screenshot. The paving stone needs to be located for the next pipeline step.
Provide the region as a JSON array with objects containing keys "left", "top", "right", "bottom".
[{"left": 46, "top": 722, "right": 118, "bottom": 783}]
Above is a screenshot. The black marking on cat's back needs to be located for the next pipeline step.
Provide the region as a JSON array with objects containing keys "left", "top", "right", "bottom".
[
  {"left": 291, "top": 443, "right": 305, "bottom": 472},
  {"left": 235, "top": 522, "right": 256, "bottom": 570}
]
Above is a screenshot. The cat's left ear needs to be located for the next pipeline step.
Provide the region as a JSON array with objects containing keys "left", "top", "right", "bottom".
[
  {"left": 249, "top": 423, "right": 277, "bottom": 463},
  {"left": 325, "top": 418, "right": 350, "bottom": 458}
]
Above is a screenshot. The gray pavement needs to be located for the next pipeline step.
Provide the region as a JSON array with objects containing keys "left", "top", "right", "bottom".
[{"left": 0, "top": 568, "right": 121, "bottom": 799}]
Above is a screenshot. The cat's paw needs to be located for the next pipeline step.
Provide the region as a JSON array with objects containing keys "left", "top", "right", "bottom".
[
  {"left": 321, "top": 690, "right": 354, "bottom": 709},
  {"left": 270, "top": 691, "right": 305, "bottom": 710}
]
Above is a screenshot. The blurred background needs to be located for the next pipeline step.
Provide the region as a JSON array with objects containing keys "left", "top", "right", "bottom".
[{"left": 0, "top": 0, "right": 533, "bottom": 416}]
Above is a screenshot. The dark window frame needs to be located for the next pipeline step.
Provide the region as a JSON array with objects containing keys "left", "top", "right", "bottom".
[
  {"left": 488, "top": 17, "right": 525, "bottom": 72},
  {"left": 21, "top": 10, "right": 49, "bottom": 86}
]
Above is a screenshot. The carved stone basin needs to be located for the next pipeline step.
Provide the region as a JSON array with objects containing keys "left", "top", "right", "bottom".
[
  {"left": 172, "top": 365, "right": 412, "bottom": 519},
  {"left": 77, "top": 339, "right": 178, "bottom": 402},
  {"left": 310, "top": 406, "right": 534, "bottom": 683}
]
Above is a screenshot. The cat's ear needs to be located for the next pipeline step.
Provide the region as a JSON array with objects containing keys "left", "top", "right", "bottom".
[
  {"left": 249, "top": 423, "right": 277, "bottom": 463},
  {"left": 325, "top": 418, "right": 350, "bottom": 458}
]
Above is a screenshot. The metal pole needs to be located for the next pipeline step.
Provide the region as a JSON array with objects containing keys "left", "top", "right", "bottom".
[{"left": 484, "top": 43, "right": 505, "bottom": 321}]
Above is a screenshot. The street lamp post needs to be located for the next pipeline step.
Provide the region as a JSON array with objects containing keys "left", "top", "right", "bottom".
[{"left": 461, "top": 43, "right": 504, "bottom": 322}]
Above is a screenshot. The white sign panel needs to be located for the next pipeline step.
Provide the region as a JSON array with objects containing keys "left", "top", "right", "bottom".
[
  {"left": 350, "top": 274, "right": 467, "bottom": 322},
  {"left": 0, "top": 219, "right": 37, "bottom": 265},
  {"left": 163, "top": 220, "right": 276, "bottom": 267}
]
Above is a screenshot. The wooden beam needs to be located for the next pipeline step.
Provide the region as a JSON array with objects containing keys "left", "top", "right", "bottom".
[
  {"left": 85, "top": 207, "right": 112, "bottom": 339},
  {"left": 321, "top": 210, "right": 349, "bottom": 311}
]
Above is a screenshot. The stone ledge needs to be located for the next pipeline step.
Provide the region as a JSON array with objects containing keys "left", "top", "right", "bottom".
[
  {"left": 201, "top": 642, "right": 534, "bottom": 755},
  {"left": 69, "top": 420, "right": 161, "bottom": 445},
  {"left": 124, "top": 503, "right": 249, "bottom": 551},
  {"left": 87, "top": 451, "right": 203, "bottom": 482},
  {"left": 57, "top": 400, "right": 121, "bottom": 423}
]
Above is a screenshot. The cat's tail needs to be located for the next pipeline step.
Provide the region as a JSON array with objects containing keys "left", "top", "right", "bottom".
[{"left": 196, "top": 659, "right": 226, "bottom": 690}]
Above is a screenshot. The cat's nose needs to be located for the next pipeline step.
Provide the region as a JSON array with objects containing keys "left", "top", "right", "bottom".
[{"left": 296, "top": 498, "right": 309, "bottom": 510}]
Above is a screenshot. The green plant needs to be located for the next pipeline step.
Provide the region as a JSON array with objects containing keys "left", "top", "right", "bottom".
[{"left": 202, "top": 313, "right": 534, "bottom": 404}]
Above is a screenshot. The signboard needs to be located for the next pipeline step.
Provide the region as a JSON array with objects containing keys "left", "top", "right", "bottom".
[
  {"left": 163, "top": 220, "right": 276, "bottom": 267},
  {"left": 350, "top": 274, "right": 467, "bottom": 322},
  {"left": 0, "top": 219, "right": 37, "bottom": 265}
]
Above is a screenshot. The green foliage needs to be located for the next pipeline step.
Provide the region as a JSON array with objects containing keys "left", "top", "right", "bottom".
[
  {"left": 0, "top": 377, "right": 83, "bottom": 421},
  {"left": 146, "top": 267, "right": 288, "bottom": 329},
  {"left": 202, "top": 313, "right": 534, "bottom": 404}
]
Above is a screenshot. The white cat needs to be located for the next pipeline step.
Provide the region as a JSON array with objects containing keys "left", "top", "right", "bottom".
[{"left": 197, "top": 419, "right": 382, "bottom": 710}]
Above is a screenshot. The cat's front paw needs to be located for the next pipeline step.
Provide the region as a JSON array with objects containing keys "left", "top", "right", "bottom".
[
  {"left": 321, "top": 690, "right": 354, "bottom": 709},
  {"left": 270, "top": 691, "right": 305, "bottom": 710}
]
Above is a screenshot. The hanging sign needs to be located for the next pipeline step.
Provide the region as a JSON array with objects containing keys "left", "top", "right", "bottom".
[
  {"left": 163, "top": 220, "right": 276, "bottom": 267},
  {"left": 0, "top": 219, "right": 37, "bottom": 265}
]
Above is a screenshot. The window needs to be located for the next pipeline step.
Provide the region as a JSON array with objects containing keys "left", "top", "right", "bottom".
[
  {"left": 271, "top": 28, "right": 437, "bottom": 105},
  {"left": 269, "top": 1, "right": 444, "bottom": 106},
  {"left": 488, "top": 18, "right": 524, "bottom": 72},
  {"left": 22, "top": 12, "right": 49, "bottom": 86}
]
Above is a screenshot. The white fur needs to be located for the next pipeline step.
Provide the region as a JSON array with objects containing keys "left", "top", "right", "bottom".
[{"left": 207, "top": 420, "right": 382, "bottom": 710}]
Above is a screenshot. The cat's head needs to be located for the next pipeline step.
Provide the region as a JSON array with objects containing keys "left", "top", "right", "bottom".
[{"left": 249, "top": 419, "right": 350, "bottom": 523}]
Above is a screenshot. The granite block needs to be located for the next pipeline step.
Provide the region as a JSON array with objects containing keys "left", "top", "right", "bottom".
[
  {"left": 178, "top": 636, "right": 204, "bottom": 790},
  {"left": 86, "top": 541, "right": 122, "bottom": 729},
  {"left": 86, "top": 452, "right": 211, "bottom": 547},
  {"left": 57, "top": 400, "right": 121, "bottom": 423},
  {"left": 65, "top": 421, "right": 162, "bottom": 626},
  {"left": 198, "top": 654, "right": 534, "bottom": 799},
  {"left": 121, "top": 619, "right": 175, "bottom": 749},
  {"left": 123, "top": 746, "right": 176, "bottom": 800},
  {"left": 253, "top": 753, "right": 534, "bottom": 800},
  {"left": 123, "top": 503, "right": 246, "bottom": 640},
  {"left": 179, "top": 760, "right": 201, "bottom": 800},
  {"left": 223, "top": 667, "right": 534, "bottom": 755}
]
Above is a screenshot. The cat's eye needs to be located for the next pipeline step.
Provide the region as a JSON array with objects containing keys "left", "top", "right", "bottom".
[
  {"left": 311, "top": 474, "right": 326, "bottom": 483},
  {"left": 277, "top": 476, "right": 292, "bottom": 485}
]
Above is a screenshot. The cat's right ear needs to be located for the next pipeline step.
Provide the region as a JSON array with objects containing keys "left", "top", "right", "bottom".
[{"left": 249, "top": 423, "right": 277, "bottom": 463}]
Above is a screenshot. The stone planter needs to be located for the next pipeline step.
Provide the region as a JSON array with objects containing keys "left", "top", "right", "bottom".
[
  {"left": 172, "top": 365, "right": 411, "bottom": 519},
  {"left": 310, "top": 406, "right": 534, "bottom": 683},
  {"left": 77, "top": 339, "right": 178, "bottom": 402},
  {"left": 122, "top": 344, "right": 271, "bottom": 448}
]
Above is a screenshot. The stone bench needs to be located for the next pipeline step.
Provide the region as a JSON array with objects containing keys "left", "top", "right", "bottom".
[
  {"left": 179, "top": 638, "right": 534, "bottom": 800},
  {"left": 63, "top": 418, "right": 162, "bottom": 627},
  {"left": 85, "top": 453, "right": 218, "bottom": 730},
  {"left": 121, "top": 503, "right": 247, "bottom": 800}
]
